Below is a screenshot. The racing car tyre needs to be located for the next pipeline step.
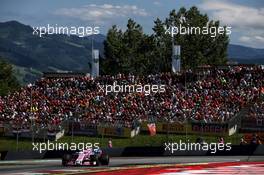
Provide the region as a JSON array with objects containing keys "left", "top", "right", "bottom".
[
  {"left": 90, "top": 155, "right": 100, "bottom": 166},
  {"left": 99, "top": 154, "right": 109, "bottom": 165},
  {"left": 62, "top": 154, "right": 71, "bottom": 166}
]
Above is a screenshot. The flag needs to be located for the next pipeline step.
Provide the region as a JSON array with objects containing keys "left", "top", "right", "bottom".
[{"left": 147, "top": 123, "right": 156, "bottom": 136}]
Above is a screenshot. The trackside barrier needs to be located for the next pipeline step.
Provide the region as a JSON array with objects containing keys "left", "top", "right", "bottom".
[
  {"left": 206, "top": 145, "right": 258, "bottom": 156},
  {"left": 66, "top": 121, "right": 139, "bottom": 138},
  {"left": 67, "top": 122, "right": 98, "bottom": 136},
  {"left": 4, "top": 151, "right": 45, "bottom": 160},
  {"left": 164, "top": 149, "right": 207, "bottom": 156},
  {"left": 253, "top": 145, "right": 264, "bottom": 155},
  {"left": 140, "top": 122, "right": 189, "bottom": 134},
  {"left": 3, "top": 123, "right": 65, "bottom": 141},
  {"left": 122, "top": 145, "right": 264, "bottom": 157},
  {"left": 43, "top": 150, "right": 76, "bottom": 159},
  {"left": 122, "top": 146, "right": 164, "bottom": 157},
  {"left": 102, "top": 148, "right": 125, "bottom": 157},
  {"left": 141, "top": 121, "right": 235, "bottom": 136},
  {"left": 2, "top": 145, "right": 264, "bottom": 160},
  {"left": 190, "top": 122, "right": 229, "bottom": 136},
  {"left": 97, "top": 126, "right": 135, "bottom": 138}
]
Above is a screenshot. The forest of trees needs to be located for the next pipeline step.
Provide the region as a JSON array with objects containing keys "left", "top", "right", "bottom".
[
  {"left": 0, "top": 57, "right": 20, "bottom": 96},
  {"left": 101, "top": 6, "right": 229, "bottom": 75}
]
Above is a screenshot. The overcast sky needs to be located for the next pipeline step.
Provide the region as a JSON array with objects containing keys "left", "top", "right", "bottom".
[{"left": 0, "top": 0, "right": 264, "bottom": 48}]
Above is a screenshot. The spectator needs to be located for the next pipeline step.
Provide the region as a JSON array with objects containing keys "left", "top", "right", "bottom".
[{"left": 108, "top": 138, "right": 113, "bottom": 148}]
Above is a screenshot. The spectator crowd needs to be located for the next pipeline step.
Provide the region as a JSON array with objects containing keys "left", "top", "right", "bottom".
[
  {"left": 0, "top": 66, "right": 263, "bottom": 131},
  {"left": 245, "top": 100, "right": 264, "bottom": 127}
]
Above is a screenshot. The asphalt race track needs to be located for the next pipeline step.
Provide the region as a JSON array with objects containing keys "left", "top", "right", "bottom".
[{"left": 0, "top": 156, "right": 264, "bottom": 174}]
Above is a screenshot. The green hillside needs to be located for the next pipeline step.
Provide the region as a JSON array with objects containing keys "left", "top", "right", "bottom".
[{"left": 0, "top": 21, "right": 104, "bottom": 84}]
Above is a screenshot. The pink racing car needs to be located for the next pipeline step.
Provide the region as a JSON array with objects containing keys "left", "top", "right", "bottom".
[{"left": 62, "top": 148, "right": 109, "bottom": 166}]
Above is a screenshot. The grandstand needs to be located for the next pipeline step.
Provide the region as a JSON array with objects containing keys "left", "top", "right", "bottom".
[{"left": 0, "top": 65, "right": 263, "bottom": 144}]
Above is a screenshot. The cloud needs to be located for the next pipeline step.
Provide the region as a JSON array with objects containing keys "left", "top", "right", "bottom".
[
  {"left": 153, "top": 1, "right": 161, "bottom": 6},
  {"left": 239, "top": 35, "right": 264, "bottom": 47},
  {"left": 200, "top": 0, "right": 264, "bottom": 48},
  {"left": 54, "top": 4, "right": 149, "bottom": 23},
  {"left": 199, "top": 0, "right": 264, "bottom": 29},
  {"left": 239, "top": 36, "right": 251, "bottom": 43}
]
